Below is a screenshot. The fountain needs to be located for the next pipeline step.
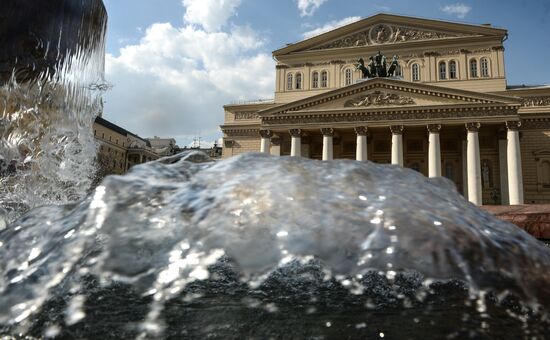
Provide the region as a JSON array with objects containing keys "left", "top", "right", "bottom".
[
  {"left": 0, "top": 0, "right": 107, "bottom": 222},
  {"left": 1, "top": 1, "right": 550, "bottom": 339}
]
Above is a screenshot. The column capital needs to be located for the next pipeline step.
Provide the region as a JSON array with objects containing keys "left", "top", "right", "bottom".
[
  {"left": 505, "top": 121, "right": 522, "bottom": 131},
  {"left": 354, "top": 126, "right": 368, "bottom": 136},
  {"left": 390, "top": 125, "right": 404, "bottom": 135},
  {"left": 320, "top": 128, "right": 334, "bottom": 136},
  {"left": 289, "top": 129, "right": 302, "bottom": 137},
  {"left": 259, "top": 129, "right": 272, "bottom": 138},
  {"left": 271, "top": 137, "right": 281, "bottom": 146},
  {"left": 427, "top": 124, "right": 441, "bottom": 133},
  {"left": 465, "top": 122, "right": 481, "bottom": 132}
]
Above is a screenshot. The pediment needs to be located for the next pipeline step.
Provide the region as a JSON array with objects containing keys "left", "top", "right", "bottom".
[
  {"left": 274, "top": 14, "right": 506, "bottom": 55},
  {"left": 258, "top": 78, "right": 521, "bottom": 116},
  {"left": 309, "top": 23, "right": 474, "bottom": 51}
]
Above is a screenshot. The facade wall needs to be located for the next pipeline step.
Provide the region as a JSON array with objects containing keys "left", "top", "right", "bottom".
[
  {"left": 521, "top": 129, "right": 550, "bottom": 204},
  {"left": 274, "top": 41, "right": 506, "bottom": 103},
  {"left": 222, "top": 137, "right": 261, "bottom": 158},
  {"left": 93, "top": 122, "right": 128, "bottom": 175}
]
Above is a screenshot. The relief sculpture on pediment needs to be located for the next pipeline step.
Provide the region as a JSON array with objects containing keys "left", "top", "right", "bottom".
[
  {"left": 344, "top": 91, "right": 416, "bottom": 107},
  {"left": 313, "top": 24, "right": 472, "bottom": 50},
  {"left": 522, "top": 97, "right": 550, "bottom": 107}
]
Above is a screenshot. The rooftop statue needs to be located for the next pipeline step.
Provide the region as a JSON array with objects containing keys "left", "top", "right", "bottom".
[{"left": 356, "top": 52, "right": 400, "bottom": 79}]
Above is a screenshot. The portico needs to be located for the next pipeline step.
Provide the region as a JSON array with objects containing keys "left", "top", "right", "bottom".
[{"left": 242, "top": 78, "right": 522, "bottom": 205}]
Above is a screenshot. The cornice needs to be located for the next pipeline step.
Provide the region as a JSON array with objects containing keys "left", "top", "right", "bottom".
[
  {"left": 221, "top": 126, "right": 261, "bottom": 137},
  {"left": 261, "top": 106, "right": 518, "bottom": 127}
]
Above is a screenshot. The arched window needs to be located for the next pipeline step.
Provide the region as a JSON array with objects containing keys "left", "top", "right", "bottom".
[
  {"left": 449, "top": 60, "right": 457, "bottom": 79},
  {"left": 470, "top": 59, "right": 478, "bottom": 78},
  {"left": 344, "top": 68, "right": 353, "bottom": 86},
  {"left": 321, "top": 71, "right": 328, "bottom": 88},
  {"left": 295, "top": 73, "right": 302, "bottom": 89},
  {"left": 287, "top": 73, "right": 293, "bottom": 90},
  {"left": 412, "top": 63, "right": 420, "bottom": 81},
  {"left": 439, "top": 61, "right": 447, "bottom": 80},
  {"left": 480, "top": 58, "right": 489, "bottom": 77},
  {"left": 312, "top": 71, "right": 319, "bottom": 88}
]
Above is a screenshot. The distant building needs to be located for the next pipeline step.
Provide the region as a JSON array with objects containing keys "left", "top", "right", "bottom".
[
  {"left": 93, "top": 117, "right": 159, "bottom": 178},
  {"left": 146, "top": 136, "right": 179, "bottom": 157}
]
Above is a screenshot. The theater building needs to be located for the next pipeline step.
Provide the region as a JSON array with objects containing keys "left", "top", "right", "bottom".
[{"left": 220, "top": 14, "right": 550, "bottom": 206}]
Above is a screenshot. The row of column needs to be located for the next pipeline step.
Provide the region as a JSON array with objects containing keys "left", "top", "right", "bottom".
[{"left": 259, "top": 121, "right": 524, "bottom": 205}]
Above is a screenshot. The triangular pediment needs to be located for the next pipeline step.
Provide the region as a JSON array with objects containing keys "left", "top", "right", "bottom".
[
  {"left": 258, "top": 78, "right": 521, "bottom": 116},
  {"left": 274, "top": 14, "right": 506, "bottom": 55}
]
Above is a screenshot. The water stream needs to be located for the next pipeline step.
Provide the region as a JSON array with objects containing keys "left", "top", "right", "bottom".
[
  {"left": 0, "top": 0, "right": 108, "bottom": 222},
  {"left": 0, "top": 152, "right": 549, "bottom": 339}
]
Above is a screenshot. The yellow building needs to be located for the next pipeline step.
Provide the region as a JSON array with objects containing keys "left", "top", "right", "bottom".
[
  {"left": 93, "top": 116, "right": 159, "bottom": 176},
  {"left": 220, "top": 13, "right": 550, "bottom": 206}
]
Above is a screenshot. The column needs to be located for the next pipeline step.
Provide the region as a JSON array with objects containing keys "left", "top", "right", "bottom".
[
  {"left": 355, "top": 126, "right": 368, "bottom": 161},
  {"left": 289, "top": 129, "right": 302, "bottom": 157},
  {"left": 506, "top": 121, "right": 524, "bottom": 205},
  {"left": 390, "top": 125, "right": 404, "bottom": 167},
  {"left": 427, "top": 124, "right": 442, "bottom": 177},
  {"left": 259, "top": 130, "right": 272, "bottom": 154},
  {"left": 321, "top": 128, "right": 334, "bottom": 161},
  {"left": 466, "top": 122, "right": 482, "bottom": 206},
  {"left": 498, "top": 131, "right": 509, "bottom": 205},
  {"left": 270, "top": 137, "right": 281, "bottom": 156}
]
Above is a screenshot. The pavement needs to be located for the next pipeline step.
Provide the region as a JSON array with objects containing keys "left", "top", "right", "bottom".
[{"left": 482, "top": 205, "right": 550, "bottom": 240}]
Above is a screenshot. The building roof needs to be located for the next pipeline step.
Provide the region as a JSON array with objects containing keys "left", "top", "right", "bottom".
[{"left": 94, "top": 116, "right": 151, "bottom": 147}]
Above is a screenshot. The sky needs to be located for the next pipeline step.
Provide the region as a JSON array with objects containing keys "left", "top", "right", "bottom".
[{"left": 102, "top": 0, "right": 550, "bottom": 147}]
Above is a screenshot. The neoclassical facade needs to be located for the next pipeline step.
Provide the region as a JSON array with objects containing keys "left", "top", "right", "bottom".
[{"left": 220, "top": 14, "right": 550, "bottom": 206}]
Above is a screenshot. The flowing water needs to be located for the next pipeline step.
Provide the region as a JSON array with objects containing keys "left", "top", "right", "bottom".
[
  {"left": 0, "top": 152, "right": 549, "bottom": 339},
  {"left": 0, "top": 0, "right": 108, "bottom": 222}
]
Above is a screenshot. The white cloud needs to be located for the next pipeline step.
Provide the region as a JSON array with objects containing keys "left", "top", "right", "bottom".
[
  {"left": 104, "top": 2, "right": 275, "bottom": 146},
  {"left": 296, "top": 0, "right": 329, "bottom": 17},
  {"left": 302, "top": 16, "right": 362, "bottom": 39},
  {"left": 183, "top": 0, "right": 242, "bottom": 32},
  {"left": 441, "top": 3, "right": 472, "bottom": 19}
]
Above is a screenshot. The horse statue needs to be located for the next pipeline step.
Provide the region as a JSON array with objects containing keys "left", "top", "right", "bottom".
[
  {"left": 356, "top": 58, "right": 370, "bottom": 78},
  {"left": 387, "top": 55, "right": 399, "bottom": 77}
]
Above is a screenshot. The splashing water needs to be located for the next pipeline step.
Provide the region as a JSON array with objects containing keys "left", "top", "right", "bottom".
[
  {"left": 0, "top": 0, "right": 108, "bottom": 222},
  {"left": 0, "top": 152, "right": 549, "bottom": 339}
]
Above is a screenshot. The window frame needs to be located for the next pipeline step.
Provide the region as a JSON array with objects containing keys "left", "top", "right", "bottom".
[
  {"left": 449, "top": 60, "right": 457, "bottom": 79},
  {"left": 320, "top": 70, "right": 328, "bottom": 88},
  {"left": 295, "top": 72, "right": 302, "bottom": 90},
  {"left": 480, "top": 57, "right": 489, "bottom": 78},
  {"left": 412, "top": 63, "right": 420, "bottom": 81},
  {"left": 470, "top": 59, "right": 478, "bottom": 78},
  {"left": 312, "top": 71, "right": 319, "bottom": 88},
  {"left": 439, "top": 61, "right": 447, "bottom": 80},
  {"left": 344, "top": 68, "right": 353, "bottom": 86},
  {"left": 287, "top": 73, "right": 293, "bottom": 90}
]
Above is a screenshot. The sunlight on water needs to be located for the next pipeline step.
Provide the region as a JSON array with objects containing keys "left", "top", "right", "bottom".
[{"left": 0, "top": 152, "right": 549, "bottom": 338}]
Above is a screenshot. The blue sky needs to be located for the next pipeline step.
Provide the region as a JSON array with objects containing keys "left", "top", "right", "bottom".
[{"left": 102, "top": 0, "right": 550, "bottom": 146}]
